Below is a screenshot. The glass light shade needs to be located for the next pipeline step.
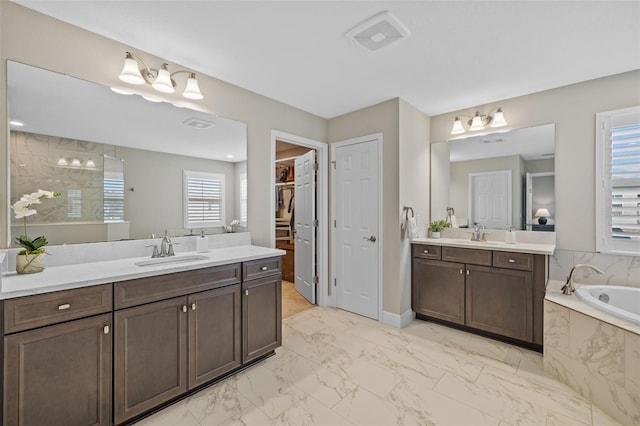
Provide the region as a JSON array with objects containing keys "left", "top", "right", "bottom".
[
  {"left": 71, "top": 158, "right": 82, "bottom": 167},
  {"left": 535, "top": 208, "right": 550, "bottom": 218},
  {"left": 152, "top": 65, "right": 175, "bottom": 93},
  {"left": 57, "top": 157, "right": 68, "bottom": 166},
  {"left": 119, "top": 55, "right": 145, "bottom": 85},
  {"left": 451, "top": 117, "right": 465, "bottom": 135},
  {"left": 86, "top": 159, "right": 96, "bottom": 168},
  {"left": 469, "top": 113, "right": 485, "bottom": 131},
  {"left": 490, "top": 108, "right": 508, "bottom": 128},
  {"left": 183, "top": 74, "right": 203, "bottom": 100}
]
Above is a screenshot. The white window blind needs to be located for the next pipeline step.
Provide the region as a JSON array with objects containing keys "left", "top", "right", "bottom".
[
  {"left": 596, "top": 106, "right": 640, "bottom": 255},
  {"left": 240, "top": 173, "right": 248, "bottom": 225},
  {"left": 183, "top": 171, "right": 225, "bottom": 228},
  {"left": 67, "top": 189, "right": 82, "bottom": 218},
  {"left": 104, "top": 178, "right": 125, "bottom": 222}
]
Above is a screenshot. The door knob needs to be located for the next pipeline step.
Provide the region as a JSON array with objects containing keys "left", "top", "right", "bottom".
[{"left": 363, "top": 236, "right": 377, "bottom": 242}]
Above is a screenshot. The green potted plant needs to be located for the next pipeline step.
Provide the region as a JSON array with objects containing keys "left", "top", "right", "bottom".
[
  {"left": 11, "top": 190, "right": 60, "bottom": 274},
  {"left": 428, "top": 219, "right": 450, "bottom": 239}
]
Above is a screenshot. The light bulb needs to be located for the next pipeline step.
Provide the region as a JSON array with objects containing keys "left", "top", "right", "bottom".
[
  {"left": 451, "top": 117, "right": 465, "bottom": 135},
  {"left": 118, "top": 53, "right": 145, "bottom": 85},
  {"left": 152, "top": 64, "right": 174, "bottom": 93},
  {"left": 183, "top": 74, "right": 203, "bottom": 100}
]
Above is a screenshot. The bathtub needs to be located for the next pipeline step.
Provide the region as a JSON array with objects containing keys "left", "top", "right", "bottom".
[{"left": 575, "top": 285, "right": 640, "bottom": 326}]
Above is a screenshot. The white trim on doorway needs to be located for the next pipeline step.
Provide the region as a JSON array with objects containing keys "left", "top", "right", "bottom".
[
  {"left": 270, "top": 130, "right": 329, "bottom": 307},
  {"left": 330, "top": 133, "right": 383, "bottom": 321}
]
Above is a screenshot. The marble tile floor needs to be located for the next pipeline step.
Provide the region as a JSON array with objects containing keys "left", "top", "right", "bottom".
[{"left": 136, "top": 306, "right": 621, "bottom": 426}]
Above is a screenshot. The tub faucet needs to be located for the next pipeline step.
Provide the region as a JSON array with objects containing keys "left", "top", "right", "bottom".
[{"left": 561, "top": 264, "right": 605, "bottom": 295}]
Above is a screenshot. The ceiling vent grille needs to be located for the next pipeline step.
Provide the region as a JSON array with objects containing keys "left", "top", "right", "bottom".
[
  {"left": 183, "top": 117, "right": 216, "bottom": 129},
  {"left": 346, "top": 11, "right": 410, "bottom": 52}
]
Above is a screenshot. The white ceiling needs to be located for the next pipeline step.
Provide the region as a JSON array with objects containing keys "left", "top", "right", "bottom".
[{"left": 11, "top": 1, "right": 640, "bottom": 119}]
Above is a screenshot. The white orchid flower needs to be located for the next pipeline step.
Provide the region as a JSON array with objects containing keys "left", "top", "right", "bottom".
[
  {"left": 12, "top": 201, "right": 37, "bottom": 219},
  {"left": 36, "top": 189, "right": 56, "bottom": 198},
  {"left": 20, "top": 192, "right": 43, "bottom": 204},
  {"left": 230, "top": 219, "right": 240, "bottom": 226}
]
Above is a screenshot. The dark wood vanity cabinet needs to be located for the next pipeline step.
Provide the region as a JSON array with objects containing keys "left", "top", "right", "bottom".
[
  {"left": 243, "top": 274, "right": 282, "bottom": 363},
  {"left": 411, "top": 244, "right": 545, "bottom": 349},
  {"left": 2, "top": 285, "right": 113, "bottom": 426}
]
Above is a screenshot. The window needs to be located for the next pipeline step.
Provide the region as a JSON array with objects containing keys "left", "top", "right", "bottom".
[
  {"left": 596, "top": 106, "right": 640, "bottom": 255},
  {"left": 184, "top": 170, "right": 225, "bottom": 228},
  {"left": 104, "top": 178, "right": 125, "bottom": 222}
]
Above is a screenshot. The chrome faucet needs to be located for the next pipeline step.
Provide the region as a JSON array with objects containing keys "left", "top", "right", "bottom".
[
  {"left": 160, "top": 229, "right": 174, "bottom": 257},
  {"left": 561, "top": 264, "right": 605, "bottom": 295},
  {"left": 471, "top": 223, "right": 486, "bottom": 241}
]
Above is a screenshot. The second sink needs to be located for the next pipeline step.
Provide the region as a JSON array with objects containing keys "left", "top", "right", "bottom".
[{"left": 135, "top": 255, "right": 209, "bottom": 267}]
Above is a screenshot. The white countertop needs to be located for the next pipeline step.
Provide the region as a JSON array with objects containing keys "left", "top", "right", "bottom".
[
  {"left": 411, "top": 237, "right": 555, "bottom": 255},
  {"left": 545, "top": 279, "right": 640, "bottom": 335},
  {"left": 0, "top": 245, "right": 285, "bottom": 300}
]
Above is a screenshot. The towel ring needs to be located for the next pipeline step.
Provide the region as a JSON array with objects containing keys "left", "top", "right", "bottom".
[{"left": 403, "top": 206, "right": 414, "bottom": 220}]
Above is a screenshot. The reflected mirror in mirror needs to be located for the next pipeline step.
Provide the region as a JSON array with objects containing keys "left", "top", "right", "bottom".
[
  {"left": 7, "top": 61, "right": 248, "bottom": 246},
  {"left": 431, "top": 123, "right": 555, "bottom": 231}
]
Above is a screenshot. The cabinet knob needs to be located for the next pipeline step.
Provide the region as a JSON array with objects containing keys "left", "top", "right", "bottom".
[
  {"left": 466, "top": 270, "right": 470, "bottom": 275},
  {"left": 423, "top": 250, "right": 429, "bottom": 254},
  {"left": 103, "top": 325, "right": 110, "bottom": 335},
  {"left": 58, "top": 303, "right": 71, "bottom": 310},
  {"left": 245, "top": 289, "right": 249, "bottom": 296},
  {"left": 508, "top": 259, "right": 516, "bottom": 263},
  {"left": 191, "top": 303, "right": 196, "bottom": 311},
  {"left": 182, "top": 305, "right": 187, "bottom": 313},
  {"left": 459, "top": 269, "right": 463, "bottom": 274},
  {"left": 261, "top": 266, "right": 268, "bottom": 271}
]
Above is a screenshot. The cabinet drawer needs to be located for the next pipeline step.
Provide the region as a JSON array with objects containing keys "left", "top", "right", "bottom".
[
  {"left": 115, "top": 263, "right": 241, "bottom": 309},
  {"left": 493, "top": 251, "right": 533, "bottom": 271},
  {"left": 442, "top": 246, "right": 492, "bottom": 266},
  {"left": 243, "top": 257, "right": 282, "bottom": 281},
  {"left": 4, "top": 284, "right": 112, "bottom": 334},
  {"left": 412, "top": 244, "right": 441, "bottom": 260}
]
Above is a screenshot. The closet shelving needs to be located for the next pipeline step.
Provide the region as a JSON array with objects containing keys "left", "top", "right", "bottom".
[{"left": 276, "top": 157, "right": 295, "bottom": 243}]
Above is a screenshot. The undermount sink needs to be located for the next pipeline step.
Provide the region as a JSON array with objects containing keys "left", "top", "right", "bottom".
[
  {"left": 451, "top": 239, "right": 500, "bottom": 245},
  {"left": 135, "top": 255, "right": 209, "bottom": 267}
]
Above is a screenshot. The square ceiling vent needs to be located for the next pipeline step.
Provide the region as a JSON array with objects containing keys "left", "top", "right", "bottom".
[
  {"left": 346, "top": 11, "right": 410, "bottom": 52},
  {"left": 183, "top": 117, "right": 216, "bottom": 129}
]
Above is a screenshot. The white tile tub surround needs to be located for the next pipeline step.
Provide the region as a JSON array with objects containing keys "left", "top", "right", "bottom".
[
  {"left": 550, "top": 249, "right": 640, "bottom": 287},
  {"left": 0, "top": 232, "right": 254, "bottom": 296},
  {"left": 544, "top": 280, "right": 640, "bottom": 425}
]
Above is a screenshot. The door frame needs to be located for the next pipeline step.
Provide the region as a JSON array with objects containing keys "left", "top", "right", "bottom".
[
  {"left": 330, "top": 133, "right": 383, "bottom": 320},
  {"left": 270, "top": 130, "right": 328, "bottom": 307}
]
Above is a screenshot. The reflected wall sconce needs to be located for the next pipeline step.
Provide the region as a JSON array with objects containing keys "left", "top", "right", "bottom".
[
  {"left": 118, "top": 51, "right": 204, "bottom": 100},
  {"left": 450, "top": 108, "right": 508, "bottom": 135}
]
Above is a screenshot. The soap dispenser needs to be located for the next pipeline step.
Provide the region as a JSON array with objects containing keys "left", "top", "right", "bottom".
[
  {"left": 505, "top": 226, "right": 516, "bottom": 244},
  {"left": 196, "top": 231, "right": 208, "bottom": 252}
]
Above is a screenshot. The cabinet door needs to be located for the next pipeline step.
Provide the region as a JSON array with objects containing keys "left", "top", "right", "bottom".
[
  {"left": 465, "top": 265, "right": 533, "bottom": 342},
  {"left": 4, "top": 313, "right": 112, "bottom": 426},
  {"left": 412, "top": 259, "right": 465, "bottom": 325},
  {"left": 242, "top": 275, "right": 282, "bottom": 363},
  {"left": 188, "top": 284, "right": 241, "bottom": 388},
  {"left": 114, "top": 297, "right": 188, "bottom": 424}
]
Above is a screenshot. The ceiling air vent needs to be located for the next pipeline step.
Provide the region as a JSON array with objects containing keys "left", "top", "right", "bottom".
[
  {"left": 182, "top": 117, "right": 216, "bottom": 129},
  {"left": 346, "top": 11, "right": 410, "bottom": 52}
]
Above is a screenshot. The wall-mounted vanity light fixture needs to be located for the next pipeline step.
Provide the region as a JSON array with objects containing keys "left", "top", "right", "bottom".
[
  {"left": 118, "top": 52, "right": 203, "bottom": 100},
  {"left": 450, "top": 108, "right": 508, "bottom": 135}
]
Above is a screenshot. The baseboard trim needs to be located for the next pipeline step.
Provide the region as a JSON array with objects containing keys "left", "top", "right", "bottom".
[{"left": 382, "top": 309, "right": 415, "bottom": 328}]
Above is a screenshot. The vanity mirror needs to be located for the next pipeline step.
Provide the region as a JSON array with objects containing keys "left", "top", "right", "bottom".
[
  {"left": 6, "top": 61, "right": 248, "bottom": 246},
  {"left": 431, "top": 123, "right": 555, "bottom": 231}
]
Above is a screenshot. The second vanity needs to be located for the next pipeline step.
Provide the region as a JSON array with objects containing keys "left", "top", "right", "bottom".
[
  {"left": 412, "top": 234, "right": 555, "bottom": 351},
  {"left": 0, "top": 238, "right": 283, "bottom": 426}
]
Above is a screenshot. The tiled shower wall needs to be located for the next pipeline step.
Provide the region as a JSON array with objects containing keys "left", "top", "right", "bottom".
[{"left": 550, "top": 249, "right": 640, "bottom": 287}]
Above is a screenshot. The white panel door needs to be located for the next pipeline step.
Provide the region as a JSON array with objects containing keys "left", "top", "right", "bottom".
[
  {"left": 525, "top": 172, "right": 533, "bottom": 231},
  {"left": 469, "top": 170, "right": 512, "bottom": 229},
  {"left": 294, "top": 150, "right": 316, "bottom": 304},
  {"left": 334, "top": 139, "right": 379, "bottom": 320}
]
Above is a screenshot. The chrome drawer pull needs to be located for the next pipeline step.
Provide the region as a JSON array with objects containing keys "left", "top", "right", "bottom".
[
  {"left": 508, "top": 259, "right": 516, "bottom": 263},
  {"left": 261, "top": 266, "right": 268, "bottom": 271},
  {"left": 58, "top": 303, "right": 71, "bottom": 310},
  {"left": 423, "top": 250, "right": 429, "bottom": 254},
  {"left": 103, "top": 325, "right": 110, "bottom": 335}
]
